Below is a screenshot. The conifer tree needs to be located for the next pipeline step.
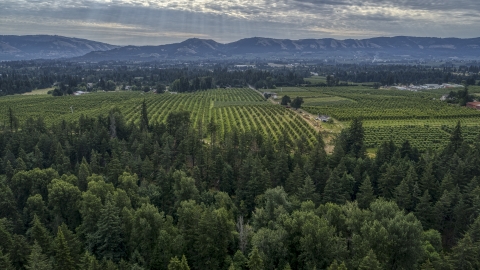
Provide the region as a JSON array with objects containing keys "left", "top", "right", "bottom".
[
  {"left": 28, "top": 215, "right": 53, "bottom": 256},
  {"left": 10, "top": 234, "right": 30, "bottom": 270},
  {"left": 140, "top": 99, "right": 149, "bottom": 132},
  {"left": 54, "top": 230, "right": 75, "bottom": 270},
  {"left": 420, "top": 259, "right": 435, "bottom": 270},
  {"left": 233, "top": 250, "right": 247, "bottom": 270},
  {"left": 439, "top": 173, "right": 455, "bottom": 195},
  {"left": 79, "top": 251, "right": 101, "bottom": 270},
  {"left": 322, "top": 172, "right": 345, "bottom": 204},
  {"left": 248, "top": 247, "right": 264, "bottom": 270},
  {"left": 357, "top": 176, "right": 375, "bottom": 209},
  {"left": 395, "top": 177, "right": 413, "bottom": 211},
  {"left": 15, "top": 157, "right": 27, "bottom": 172},
  {"left": 0, "top": 250, "right": 14, "bottom": 270},
  {"left": 329, "top": 144, "right": 345, "bottom": 169},
  {"left": 297, "top": 176, "right": 319, "bottom": 204},
  {"left": 89, "top": 150, "right": 100, "bottom": 175},
  {"left": 358, "top": 249, "right": 382, "bottom": 270},
  {"left": 33, "top": 146, "right": 43, "bottom": 169},
  {"left": 168, "top": 255, "right": 190, "bottom": 270},
  {"left": 78, "top": 158, "right": 91, "bottom": 192},
  {"left": 141, "top": 156, "right": 154, "bottom": 181},
  {"left": 106, "top": 155, "right": 122, "bottom": 185},
  {"left": 0, "top": 222, "right": 13, "bottom": 254},
  {"left": 449, "top": 121, "right": 463, "bottom": 152},
  {"left": 467, "top": 216, "right": 480, "bottom": 243},
  {"left": 26, "top": 241, "right": 51, "bottom": 270},
  {"left": 340, "top": 172, "right": 355, "bottom": 201},
  {"left": 92, "top": 200, "right": 125, "bottom": 262},
  {"left": 346, "top": 117, "right": 365, "bottom": 158},
  {"left": 327, "top": 260, "right": 347, "bottom": 270},
  {"left": 415, "top": 190, "right": 434, "bottom": 229},
  {"left": 451, "top": 233, "right": 479, "bottom": 270},
  {"left": 58, "top": 223, "right": 83, "bottom": 264},
  {"left": 285, "top": 165, "right": 303, "bottom": 195},
  {"left": 5, "top": 160, "right": 14, "bottom": 181}
]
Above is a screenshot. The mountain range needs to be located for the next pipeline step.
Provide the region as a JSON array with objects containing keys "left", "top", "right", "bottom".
[
  {"left": 0, "top": 35, "right": 118, "bottom": 61},
  {"left": 1, "top": 35, "right": 480, "bottom": 61}
]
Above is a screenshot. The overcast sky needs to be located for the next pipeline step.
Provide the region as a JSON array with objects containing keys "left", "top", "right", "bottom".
[{"left": 1, "top": 0, "right": 479, "bottom": 46}]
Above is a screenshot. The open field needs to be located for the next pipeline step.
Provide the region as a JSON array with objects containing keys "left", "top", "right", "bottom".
[
  {"left": 303, "top": 96, "right": 354, "bottom": 106},
  {"left": 305, "top": 76, "right": 326, "bottom": 84},
  {"left": 275, "top": 85, "right": 480, "bottom": 150},
  {"left": 21, "top": 88, "right": 53, "bottom": 95},
  {"left": 0, "top": 88, "right": 318, "bottom": 145},
  {"left": 3, "top": 85, "right": 480, "bottom": 151}
]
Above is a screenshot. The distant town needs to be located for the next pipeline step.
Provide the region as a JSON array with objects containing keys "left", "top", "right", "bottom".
[{"left": 392, "top": 83, "right": 464, "bottom": 91}]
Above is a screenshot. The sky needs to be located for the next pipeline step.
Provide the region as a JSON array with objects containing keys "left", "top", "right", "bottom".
[{"left": 1, "top": 0, "right": 479, "bottom": 46}]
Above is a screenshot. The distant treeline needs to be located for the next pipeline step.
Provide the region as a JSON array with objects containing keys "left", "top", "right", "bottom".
[
  {"left": 311, "top": 64, "right": 480, "bottom": 86},
  {"left": 0, "top": 61, "right": 306, "bottom": 96}
]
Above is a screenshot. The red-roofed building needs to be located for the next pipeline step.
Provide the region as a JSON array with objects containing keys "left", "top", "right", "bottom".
[{"left": 466, "top": 102, "right": 480, "bottom": 110}]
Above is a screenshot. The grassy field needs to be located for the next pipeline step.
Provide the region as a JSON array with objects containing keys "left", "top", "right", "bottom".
[
  {"left": 305, "top": 76, "right": 326, "bottom": 84},
  {"left": 22, "top": 88, "right": 53, "bottom": 95}
]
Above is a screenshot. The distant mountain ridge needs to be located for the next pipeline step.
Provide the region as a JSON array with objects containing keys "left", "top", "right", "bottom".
[
  {"left": 0, "top": 35, "right": 119, "bottom": 61},
  {"left": 1, "top": 35, "right": 480, "bottom": 61},
  {"left": 79, "top": 36, "right": 480, "bottom": 61}
]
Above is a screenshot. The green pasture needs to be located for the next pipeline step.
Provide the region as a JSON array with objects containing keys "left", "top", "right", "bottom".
[
  {"left": 305, "top": 76, "right": 327, "bottom": 84},
  {"left": 22, "top": 88, "right": 54, "bottom": 95}
]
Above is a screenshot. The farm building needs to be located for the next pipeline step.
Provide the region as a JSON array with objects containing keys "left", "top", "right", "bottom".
[
  {"left": 264, "top": 92, "right": 278, "bottom": 99},
  {"left": 466, "top": 102, "right": 480, "bottom": 110},
  {"left": 316, "top": 115, "right": 331, "bottom": 122},
  {"left": 74, "top": 91, "right": 88, "bottom": 96}
]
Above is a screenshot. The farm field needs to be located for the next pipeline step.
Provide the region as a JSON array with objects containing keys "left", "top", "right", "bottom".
[
  {"left": 270, "top": 86, "right": 480, "bottom": 150},
  {"left": 0, "top": 88, "right": 318, "bottom": 145},
  {"left": 304, "top": 76, "right": 326, "bottom": 84},
  {"left": 3, "top": 85, "right": 479, "bottom": 151},
  {"left": 21, "top": 88, "right": 53, "bottom": 95}
]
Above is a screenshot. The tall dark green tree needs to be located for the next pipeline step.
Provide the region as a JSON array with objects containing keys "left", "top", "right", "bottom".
[
  {"left": 54, "top": 230, "right": 76, "bottom": 270},
  {"left": 28, "top": 215, "right": 53, "bottom": 256},
  {"left": 91, "top": 200, "right": 125, "bottom": 262},
  {"left": 297, "top": 176, "right": 320, "bottom": 204},
  {"left": 168, "top": 255, "right": 190, "bottom": 270},
  {"left": 356, "top": 176, "right": 375, "bottom": 209},
  {"left": 140, "top": 99, "right": 149, "bottom": 132},
  {"left": 26, "top": 241, "right": 51, "bottom": 270},
  {"left": 415, "top": 190, "right": 435, "bottom": 229},
  {"left": 281, "top": 95, "right": 291, "bottom": 106},
  {"left": 358, "top": 250, "right": 382, "bottom": 270},
  {"left": 247, "top": 247, "right": 264, "bottom": 270},
  {"left": 0, "top": 250, "right": 14, "bottom": 270},
  {"left": 345, "top": 117, "right": 365, "bottom": 158},
  {"left": 290, "top": 97, "right": 304, "bottom": 110},
  {"left": 78, "top": 157, "right": 91, "bottom": 192}
]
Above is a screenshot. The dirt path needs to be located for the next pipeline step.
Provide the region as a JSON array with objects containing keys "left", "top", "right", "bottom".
[{"left": 248, "top": 85, "right": 264, "bottom": 97}]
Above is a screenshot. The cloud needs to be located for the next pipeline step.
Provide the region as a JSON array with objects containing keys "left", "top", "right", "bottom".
[{"left": 1, "top": 0, "right": 479, "bottom": 45}]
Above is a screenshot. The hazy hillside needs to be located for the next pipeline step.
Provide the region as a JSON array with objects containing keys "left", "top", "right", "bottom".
[
  {"left": 2, "top": 35, "right": 480, "bottom": 61},
  {"left": 79, "top": 36, "right": 480, "bottom": 61},
  {"left": 0, "top": 35, "right": 119, "bottom": 61}
]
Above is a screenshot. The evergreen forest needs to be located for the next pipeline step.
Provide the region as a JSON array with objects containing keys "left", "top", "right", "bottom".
[{"left": 1, "top": 104, "right": 480, "bottom": 270}]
